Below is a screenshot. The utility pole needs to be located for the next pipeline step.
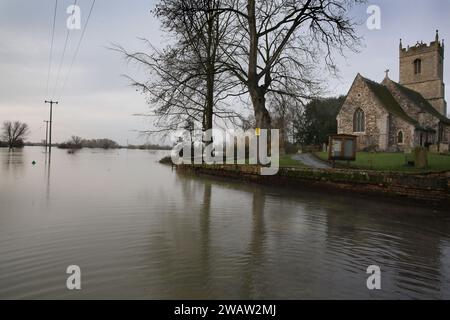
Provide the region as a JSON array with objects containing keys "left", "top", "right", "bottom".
[
  {"left": 43, "top": 120, "right": 50, "bottom": 149},
  {"left": 44, "top": 100, "right": 58, "bottom": 153}
]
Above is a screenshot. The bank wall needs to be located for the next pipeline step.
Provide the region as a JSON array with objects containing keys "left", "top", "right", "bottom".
[{"left": 177, "top": 164, "right": 450, "bottom": 206}]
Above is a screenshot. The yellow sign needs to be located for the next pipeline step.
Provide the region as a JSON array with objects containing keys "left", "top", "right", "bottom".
[{"left": 255, "top": 128, "right": 261, "bottom": 136}]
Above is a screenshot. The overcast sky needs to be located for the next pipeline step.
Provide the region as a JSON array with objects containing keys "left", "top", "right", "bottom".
[{"left": 0, "top": 0, "right": 449, "bottom": 145}]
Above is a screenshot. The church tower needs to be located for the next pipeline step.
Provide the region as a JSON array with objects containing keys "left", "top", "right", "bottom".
[{"left": 399, "top": 30, "right": 447, "bottom": 116}]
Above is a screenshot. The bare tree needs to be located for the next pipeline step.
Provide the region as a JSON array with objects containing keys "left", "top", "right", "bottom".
[
  {"left": 70, "top": 136, "right": 83, "bottom": 148},
  {"left": 116, "top": 0, "right": 361, "bottom": 141},
  {"left": 210, "top": 0, "right": 362, "bottom": 128},
  {"left": 72, "top": 136, "right": 82, "bottom": 144},
  {"left": 1, "top": 121, "right": 30, "bottom": 149},
  {"left": 114, "top": 0, "right": 241, "bottom": 136},
  {"left": 269, "top": 93, "right": 303, "bottom": 151}
]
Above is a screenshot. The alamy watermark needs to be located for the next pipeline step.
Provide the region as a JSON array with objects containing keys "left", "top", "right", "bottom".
[
  {"left": 63, "top": 264, "right": 381, "bottom": 291},
  {"left": 170, "top": 128, "right": 280, "bottom": 176},
  {"left": 67, "top": 5, "right": 81, "bottom": 30},
  {"left": 366, "top": 265, "right": 381, "bottom": 290},
  {"left": 366, "top": 5, "right": 381, "bottom": 30},
  {"left": 66, "top": 265, "right": 82, "bottom": 290}
]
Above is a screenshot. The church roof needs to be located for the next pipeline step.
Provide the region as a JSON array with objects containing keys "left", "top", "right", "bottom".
[
  {"left": 383, "top": 78, "right": 450, "bottom": 125},
  {"left": 359, "top": 76, "right": 420, "bottom": 126}
]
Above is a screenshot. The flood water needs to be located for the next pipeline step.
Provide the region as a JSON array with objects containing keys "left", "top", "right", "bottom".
[{"left": 0, "top": 147, "right": 449, "bottom": 299}]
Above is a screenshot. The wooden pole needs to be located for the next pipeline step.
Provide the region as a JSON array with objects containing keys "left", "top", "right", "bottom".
[{"left": 44, "top": 100, "right": 58, "bottom": 153}]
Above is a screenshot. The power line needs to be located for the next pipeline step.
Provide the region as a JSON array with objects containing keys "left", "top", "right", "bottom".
[
  {"left": 51, "top": 0, "right": 79, "bottom": 98},
  {"left": 58, "top": 0, "right": 96, "bottom": 101},
  {"left": 45, "top": 100, "right": 59, "bottom": 153},
  {"left": 45, "top": 0, "right": 59, "bottom": 99}
]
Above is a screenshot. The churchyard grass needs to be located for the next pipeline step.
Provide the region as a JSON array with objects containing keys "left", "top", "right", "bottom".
[{"left": 315, "top": 152, "right": 450, "bottom": 172}]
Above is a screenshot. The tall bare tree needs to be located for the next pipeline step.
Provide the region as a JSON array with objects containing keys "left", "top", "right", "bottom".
[
  {"left": 115, "top": 0, "right": 240, "bottom": 135},
  {"left": 211, "top": 0, "right": 362, "bottom": 128},
  {"left": 1, "top": 121, "right": 30, "bottom": 149}
]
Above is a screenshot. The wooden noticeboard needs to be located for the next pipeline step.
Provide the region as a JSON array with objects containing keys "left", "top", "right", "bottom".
[{"left": 328, "top": 134, "right": 357, "bottom": 161}]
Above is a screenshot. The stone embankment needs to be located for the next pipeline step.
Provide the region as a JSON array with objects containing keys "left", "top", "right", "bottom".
[{"left": 177, "top": 164, "right": 450, "bottom": 207}]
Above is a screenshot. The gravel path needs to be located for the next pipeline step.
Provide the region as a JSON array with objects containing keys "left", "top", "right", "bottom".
[{"left": 292, "top": 153, "right": 332, "bottom": 169}]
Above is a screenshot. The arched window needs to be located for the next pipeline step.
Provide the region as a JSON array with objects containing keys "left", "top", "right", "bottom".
[
  {"left": 397, "top": 131, "right": 404, "bottom": 144},
  {"left": 353, "top": 108, "right": 365, "bottom": 132},
  {"left": 414, "top": 59, "right": 422, "bottom": 74}
]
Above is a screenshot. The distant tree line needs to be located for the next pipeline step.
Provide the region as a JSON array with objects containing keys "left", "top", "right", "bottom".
[
  {"left": 58, "top": 136, "right": 120, "bottom": 150},
  {"left": 127, "top": 144, "right": 172, "bottom": 150},
  {"left": 0, "top": 121, "right": 172, "bottom": 151},
  {"left": 58, "top": 136, "right": 172, "bottom": 150}
]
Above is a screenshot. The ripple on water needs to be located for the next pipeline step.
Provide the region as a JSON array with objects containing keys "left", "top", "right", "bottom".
[{"left": 1, "top": 147, "right": 450, "bottom": 299}]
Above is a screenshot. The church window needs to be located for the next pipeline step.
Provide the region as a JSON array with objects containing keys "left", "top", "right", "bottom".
[
  {"left": 397, "top": 131, "right": 404, "bottom": 144},
  {"left": 353, "top": 108, "right": 365, "bottom": 132},
  {"left": 414, "top": 59, "right": 422, "bottom": 74}
]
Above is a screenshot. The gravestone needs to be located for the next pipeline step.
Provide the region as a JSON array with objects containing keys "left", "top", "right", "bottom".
[{"left": 414, "top": 147, "right": 428, "bottom": 169}]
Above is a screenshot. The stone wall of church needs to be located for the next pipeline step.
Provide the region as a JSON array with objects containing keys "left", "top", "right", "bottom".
[
  {"left": 399, "top": 43, "right": 443, "bottom": 85},
  {"left": 387, "top": 116, "right": 415, "bottom": 152},
  {"left": 337, "top": 76, "right": 389, "bottom": 151},
  {"left": 399, "top": 42, "right": 444, "bottom": 95},
  {"left": 399, "top": 40, "right": 446, "bottom": 116},
  {"left": 383, "top": 80, "right": 444, "bottom": 148}
]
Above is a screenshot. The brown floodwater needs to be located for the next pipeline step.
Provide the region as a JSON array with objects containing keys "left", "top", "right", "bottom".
[{"left": 0, "top": 147, "right": 449, "bottom": 299}]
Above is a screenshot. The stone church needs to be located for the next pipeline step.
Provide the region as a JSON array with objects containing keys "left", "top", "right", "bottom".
[{"left": 337, "top": 31, "right": 450, "bottom": 152}]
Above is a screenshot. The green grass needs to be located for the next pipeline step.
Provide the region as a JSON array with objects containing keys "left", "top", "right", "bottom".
[
  {"left": 279, "top": 154, "right": 306, "bottom": 168},
  {"left": 231, "top": 154, "right": 306, "bottom": 167},
  {"left": 315, "top": 151, "right": 450, "bottom": 172},
  {"left": 167, "top": 154, "right": 306, "bottom": 168}
]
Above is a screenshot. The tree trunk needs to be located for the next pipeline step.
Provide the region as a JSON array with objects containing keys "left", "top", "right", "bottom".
[
  {"left": 203, "top": 1, "right": 216, "bottom": 133},
  {"left": 249, "top": 85, "right": 271, "bottom": 129},
  {"left": 204, "top": 66, "right": 214, "bottom": 132},
  {"left": 249, "top": 85, "right": 273, "bottom": 164},
  {"left": 247, "top": 0, "right": 271, "bottom": 129}
]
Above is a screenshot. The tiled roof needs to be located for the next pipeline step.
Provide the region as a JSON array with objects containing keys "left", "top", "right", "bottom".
[
  {"left": 383, "top": 79, "right": 450, "bottom": 125},
  {"left": 359, "top": 76, "right": 420, "bottom": 126}
]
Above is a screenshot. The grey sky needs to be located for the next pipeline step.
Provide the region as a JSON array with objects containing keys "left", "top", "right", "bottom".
[{"left": 0, "top": 0, "right": 449, "bottom": 145}]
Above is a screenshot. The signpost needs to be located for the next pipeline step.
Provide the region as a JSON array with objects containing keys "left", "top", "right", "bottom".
[{"left": 328, "top": 134, "right": 357, "bottom": 166}]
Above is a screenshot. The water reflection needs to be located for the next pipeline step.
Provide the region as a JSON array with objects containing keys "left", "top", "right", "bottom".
[
  {"left": 323, "top": 201, "right": 446, "bottom": 298},
  {"left": 1, "top": 148, "right": 24, "bottom": 176},
  {"left": 0, "top": 147, "right": 449, "bottom": 299},
  {"left": 45, "top": 150, "right": 51, "bottom": 203},
  {"left": 200, "top": 182, "right": 212, "bottom": 292},
  {"left": 240, "top": 189, "right": 266, "bottom": 298},
  {"left": 170, "top": 170, "right": 450, "bottom": 299}
]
